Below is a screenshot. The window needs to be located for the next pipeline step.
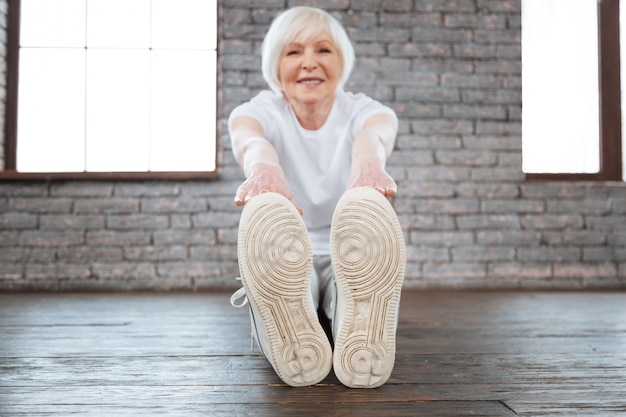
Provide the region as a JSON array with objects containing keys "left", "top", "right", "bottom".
[
  {"left": 2, "top": 0, "right": 218, "bottom": 180},
  {"left": 522, "top": 0, "right": 623, "bottom": 181}
]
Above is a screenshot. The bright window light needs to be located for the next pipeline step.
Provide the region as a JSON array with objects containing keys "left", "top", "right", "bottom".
[
  {"left": 522, "top": 0, "right": 600, "bottom": 174},
  {"left": 17, "top": 0, "right": 217, "bottom": 173}
]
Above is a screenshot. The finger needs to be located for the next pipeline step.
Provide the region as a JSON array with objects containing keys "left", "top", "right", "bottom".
[
  {"left": 384, "top": 188, "right": 396, "bottom": 197},
  {"left": 286, "top": 195, "right": 304, "bottom": 216},
  {"left": 234, "top": 184, "right": 249, "bottom": 206}
]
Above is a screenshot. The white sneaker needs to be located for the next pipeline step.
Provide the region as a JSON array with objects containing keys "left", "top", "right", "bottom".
[
  {"left": 235, "top": 192, "right": 332, "bottom": 387},
  {"left": 330, "top": 187, "right": 406, "bottom": 388}
]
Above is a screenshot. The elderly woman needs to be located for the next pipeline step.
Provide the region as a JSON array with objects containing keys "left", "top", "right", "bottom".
[{"left": 229, "top": 6, "right": 406, "bottom": 389}]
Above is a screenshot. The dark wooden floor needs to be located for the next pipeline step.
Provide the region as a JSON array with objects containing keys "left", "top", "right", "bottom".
[{"left": 1, "top": 291, "right": 625, "bottom": 416}]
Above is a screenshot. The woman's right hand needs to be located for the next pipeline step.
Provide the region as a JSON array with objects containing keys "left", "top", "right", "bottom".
[{"left": 234, "top": 162, "right": 303, "bottom": 215}]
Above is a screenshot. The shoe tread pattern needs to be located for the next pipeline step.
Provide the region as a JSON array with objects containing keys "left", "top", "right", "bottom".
[
  {"left": 238, "top": 193, "right": 332, "bottom": 387},
  {"left": 331, "top": 187, "right": 406, "bottom": 388}
]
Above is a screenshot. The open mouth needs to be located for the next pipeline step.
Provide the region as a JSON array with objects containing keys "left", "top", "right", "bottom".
[{"left": 298, "top": 77, "right": 324, "bottom": 85}]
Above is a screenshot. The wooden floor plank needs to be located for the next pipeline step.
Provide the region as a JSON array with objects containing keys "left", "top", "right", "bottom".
[{"left": 1, "top": 291, "right": 625, "bottom": 416}]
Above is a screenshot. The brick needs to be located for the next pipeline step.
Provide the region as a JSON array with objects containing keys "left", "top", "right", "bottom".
[
  {"left": 461, "top": 88, "right": 521, "bottom": 104},
  {"left": 40, "top": 215, "right": 104, "bottom": 230},
  {"left": 436, "top": 150, "right": 498, "bottom": 166},
  {"left": 488, "top": 263, "right": 551, "bottom": 279},
  {"left": 8, "top": 198, "right": 73, "bottom": 213},
  {"left": 0, "top": 248, "right": 28, "bottom": 262},
  {"left": 422, "top": 262, "right": 487, "bottom": 280},
  {"left": 474, "top": 30, "right": 520, "bottom": 44},
  {"left": 192, "top": 212, "right": 241, "bottom": 229},
  {"left": 401, "top": 213, "right": 456, "bottom": 230},
  {"left": 0, "top": 263, "right": 23, "bottom": 280},
  {"left": 478, "top": 0, "right": 521, "bottom": 13},
  {"left": 412, "top": 27, "right": 472, "bottom": 43},
  {"left": 471, "top": 167, "right": 524, "bottom": 182},
  {"left": 0, "top": 231, "right": 19, "bottom": 246},
  {"left": 587, "top": 216, "right": 626, "bottom": 231},
  {"left": 350, "top": 0, "right": 411, "bottom": 12},
  {"left": 0, "top": 183, "right": 47, "bottom": 197},
  {"left": 456, "top": 183, "right": 520, "bottom": 199},
  {"left": 156, "top": 262, "right": 222, "bottom": 280},
  {"left": 457, "top": 214, "right": 520, "bottom": 230},
  {"left": 452, "top": 246, "right": 515, "bottom": 262},
  {"left": 517, "top": 247, "right": 581, "bottom": 262},
  {"left": 463, "top": 135, "right": 521, "bottom": 151},
  {"left": 414, "top": 198, "right": 480, "bottom": 214},
  {"left": 477, "top": 230, "right": 542, "bottom": 246},
  {"left": 443, "top": 104, "right": 507, "bottom": 120},
  {"left": 547, "top": 199, "right": 611, "bottom": 215},
  {"left": 381, "top": 12, "right": 442, "bottom": 28},
  {"left": 25, "top": 264, "right": 91, "bottom": 280},
  {"left": 288, "top": 0, "right": 350, "bottom": 10},
  {"left": 152, "top": 230, "right": 216, "bottom": 246},
  {"left": 481, "top": 199, "right": 545, "bottom": 214},
  {"left": 56, "top": 247, "right": 124, "bottom": 263},
  {"left": 415, "top": 0, "right": 475, "bottom": 12},
  {"left": 521, "top": 184, "right": 586, "bottom": 199},
  {"left": 412, "top": 58, "right": 473, "bottom": 73},
  {"left": 125, "top": 245, "right": 188, "bottom": 261},
  {"left": 86, "top": 231, "right": 151, "bottom": 246},
  {"left": 400, "top": 182, "right": 457, "bottom": 198},
  {"left": 141, "top": 198, "right": 208, "bottom": 213},
  {"left": 106, "top": 214, "right": 169, "bottom": 230},
  {"left": 410, "top": 231, "right": 474, "bottom": 246},
  {"left": 0, "top": 213, "right": 37, "bottom": 230},
  {"left": 412, "top": 119, "right": 474, "bottom": 135},
  {"left": 19, "top": 231, "right": 84, "bottom": 247},
  {"left": 553, "top": 263, "right": 618, "bottom": 280},
  {"left": 50, "top": 182, "right": 113, "bottom": 197},
  {"left": 189, "top": 245, "right": 237, "bottom": 261},
  {"left": 521, "top": 215, "right": 584, "bottom": 230},
  {"left": 74, "top": 198, "right": 139, "bottom": 214},
  {"left": 543, "top": 231, "right": 607, "bottom": 247},
  {"left": 584, "top": 247, "right": 626, "bottom": 262},
  {"left": 444, "top": 14, "right": 507, "bottom": 29},
  {"left": 92, "top": 263, "right": 156, "bottom": 280}
]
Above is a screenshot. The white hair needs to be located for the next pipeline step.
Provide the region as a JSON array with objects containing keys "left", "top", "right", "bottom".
[{"left": 261, "top": 6, "right": 355, "bottom": 94}]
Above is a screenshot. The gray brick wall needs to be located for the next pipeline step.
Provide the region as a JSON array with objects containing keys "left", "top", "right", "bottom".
[{"left": 1, "top": 0, "right": 625, "bottom": 291}]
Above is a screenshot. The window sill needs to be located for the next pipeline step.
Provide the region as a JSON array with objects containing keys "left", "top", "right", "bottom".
[{"left": 0, "top": 170, "right": 219, "bottom": 181}]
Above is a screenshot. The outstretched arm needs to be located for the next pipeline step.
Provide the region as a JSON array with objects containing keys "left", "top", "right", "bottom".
[
  {"left": 347, "top": 113, "right": 398, "bottom": 197},
  {"left": 229, "top": 116, "right": 302, "bottom": 213}
]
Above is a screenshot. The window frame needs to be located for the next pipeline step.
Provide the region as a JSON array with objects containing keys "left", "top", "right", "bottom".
[
  {"left": 1, "top": 0, "right": 219, "bottom": 181},
  {"left": 525, "top": 0, "right": 623, "bottom": 181}
]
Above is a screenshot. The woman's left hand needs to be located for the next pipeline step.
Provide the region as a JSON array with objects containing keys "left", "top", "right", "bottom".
[{"left": 347, "top": 158, "right": 397, "bottom": 197}]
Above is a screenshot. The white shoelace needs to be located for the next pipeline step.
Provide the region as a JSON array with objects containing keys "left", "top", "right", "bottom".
[
  {"left": 229, "top": 277, "right": 257, "bottom": 351},
  {"left": 230, "top": 277, "right": 249, "bottom": 308}
]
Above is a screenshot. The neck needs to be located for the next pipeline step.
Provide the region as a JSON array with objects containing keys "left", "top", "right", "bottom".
[{"left": 287, "top": 94, "right": 336, "bottom": 130}]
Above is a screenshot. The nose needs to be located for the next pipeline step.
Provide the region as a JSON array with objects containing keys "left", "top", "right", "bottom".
[{"left": 301, "top": 49, "right": 317, "bottom": 70}]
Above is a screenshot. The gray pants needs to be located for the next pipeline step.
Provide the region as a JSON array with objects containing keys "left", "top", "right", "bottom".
[{"left": 310, "top": 255, "right": 336, "bottom": 321}]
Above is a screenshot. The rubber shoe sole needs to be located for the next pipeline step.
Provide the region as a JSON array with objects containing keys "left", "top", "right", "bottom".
[
  {"left": 238, "top": 192, "right": 332, "bottom": 387},
  {"left": 330, "top": 187, "right": 406, "bottom": 388}
]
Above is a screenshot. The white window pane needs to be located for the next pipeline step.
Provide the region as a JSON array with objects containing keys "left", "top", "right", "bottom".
[
  {"left": 20, "top": 0, "right": 86, "bottom": 47},
  {"left": 87, "top": 0, "right": 151, "bottom": 48},
  {"left": 622, "top": 0, "right": 626, "bottom": 180},
  {"left": 85, "top": 50, "right": 150, "bottom": 172},
  {"left": 152, "top": 0, "right": 217, "bottom": 50},
  {"left": 150, "top": 50, "right": 216, "bottom": 171},
  {"left": 522, "top": 0, "right": 600, "bottom": 174},
  {"left": 17, "top": 49, "right": 86, "bottom": 172}
]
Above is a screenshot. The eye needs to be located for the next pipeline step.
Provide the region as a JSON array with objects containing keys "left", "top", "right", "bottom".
[{"left": 286, "top": 49, "right": 300, "bottom": 56}]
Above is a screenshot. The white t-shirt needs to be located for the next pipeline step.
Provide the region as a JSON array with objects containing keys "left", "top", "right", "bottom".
[{"left": 229, "top": 89, "right": 397, "bottom": 255}]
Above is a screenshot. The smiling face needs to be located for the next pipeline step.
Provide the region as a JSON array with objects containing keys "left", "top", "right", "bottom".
[{"left": 277, "top": 33, "right": 342, "bottom": 108}]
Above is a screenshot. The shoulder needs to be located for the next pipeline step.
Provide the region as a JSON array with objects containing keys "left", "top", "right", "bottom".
[
  {"left": 229, "top": 90, "right": 287, "bottom": 120},
  {"left": 337, "top": 91, "right": 396, "bottom": 116}
]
